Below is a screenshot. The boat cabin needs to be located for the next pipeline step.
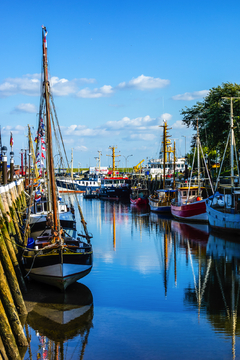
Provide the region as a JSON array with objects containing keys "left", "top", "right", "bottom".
[
  {"left": 177, "top": 186, "right": 204, "bottom": 205},
  {"left": 101, "top": 177, "right": 130, "bottom": 188}
]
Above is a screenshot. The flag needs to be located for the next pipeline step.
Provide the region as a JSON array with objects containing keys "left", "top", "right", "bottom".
[
  {"left": 41, "top": 153, "right": 45, "bottom": 159},
  {"left": 10, "top": 133, "right": 13, "bottom": 147},
  {"left": 41, "top": 145, "right": 46, "bottom": 152},
  {"left": 35, "top": 192, "right": 41, "bottom": 202},
  {"left": 41, "top": 138, "right": 45, "bottom": 144}
]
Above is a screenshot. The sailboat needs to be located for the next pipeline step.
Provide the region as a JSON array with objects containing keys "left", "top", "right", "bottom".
[
  {"left": 206, "top": 97, "right": 240, "bottom": 234},
  {"left": 171, "top": 120, "right": 213, "bottom": 223},
  {"left": 22, "top": 26, "right": 93, "bottom": 291}
]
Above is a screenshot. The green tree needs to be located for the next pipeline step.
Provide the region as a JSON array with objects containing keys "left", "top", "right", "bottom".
[{"left": 180, "top": 82, "right": 240, "bottom": 157}]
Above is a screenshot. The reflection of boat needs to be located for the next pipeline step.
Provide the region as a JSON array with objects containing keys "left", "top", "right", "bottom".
[
  {"left": 22, "top": 27, "right": 93, "bottom": 291},
  {"left": 207, "top": 232, "right": 240, "bottom": 260},
  {"left": 83, "top": 186, "right": 99, "bottom": 199},
  {"left": 171, "top": 221, "right": 210, "bottom": 244},
  {"left": 25, "top": 282, "right": 93, "bottom": 358}
]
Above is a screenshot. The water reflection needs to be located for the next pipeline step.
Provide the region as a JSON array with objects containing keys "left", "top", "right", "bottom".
[
  {"left": 23, "top": 196, "right": 240, "bottom": 360},
  {"left": 24, "top": 282, "right": 93, "bottom": 360},
  {"left": 147, "top": 212, "right": 240, "bottom": 359}
]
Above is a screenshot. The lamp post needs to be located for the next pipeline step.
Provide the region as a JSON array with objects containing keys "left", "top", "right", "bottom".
[
  {"left": 122, "top": 154, "right": 133, "bottom": 172},
  {"left": 78, "top": 162, "right": 81, "bottom": 175},
  {"left": 182, "top": 135, "right": 186, "bottom": 156},
  {"left": 10, "top": 151, "right": 14, "bottom": 182},
  {"left": 2, "top": 146, "right": 7, "bottom": 184}
]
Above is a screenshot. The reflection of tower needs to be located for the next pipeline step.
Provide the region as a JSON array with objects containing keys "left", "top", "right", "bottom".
[
  {"left": 164, "top": 232, "right": 168, "bottom": 296},
  {"left": 113, "top": 206, "right": 116, "bottom": 251}
]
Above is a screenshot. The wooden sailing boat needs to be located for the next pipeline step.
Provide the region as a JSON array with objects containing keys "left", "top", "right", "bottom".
[
  {"left": 206, "top": 97, "right": 240, "bottom": 234},
  {"left": 22, "top": 26, "right": 93, "bottom": 291}
]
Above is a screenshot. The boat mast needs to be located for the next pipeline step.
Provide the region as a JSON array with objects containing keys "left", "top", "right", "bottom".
[
  {"left": 222, "top": 97, "right": 240, "bottom": 187},
  {"left": 108, "top": 146, "right": 120, "bottom": 177},
  {"left": 160, "top": 121, "right": 172, "bottom": 189},
  {"left": 71, "top": 148, "right": 73, "bottom": 180},
  {"left": 42, "top": 26, "right": 58, "bottom": 234},
  {"left": 197, "top": 119, "right": 201, "bottom": 196},
  {"left": 173, "top": 140, "right": 176, "bottom": 189}
]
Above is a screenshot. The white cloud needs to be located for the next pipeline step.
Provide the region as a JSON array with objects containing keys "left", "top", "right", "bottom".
[
  {"left": 172, "top": 120, "right": 185, "bottom": 129},
  {"left": 50, "top": 77, "right": 96, "bottom": 96},
  {"left": 13, "top": 103, "right": 37, "bottom": 113},
  {"left": 160, "top": 113, "right": 172, "bottom": 121},
  {"left": 0, "top": 74, "right": 96, "bottom": 98},
  {"left": 117, "top": 75, "right": 170, "bottom": 91},
  {"left": 76, "top": 85, "right": 114, "bottom": 98},
  {"left": 105, "top": 115, "right": 157, "bottom": 130},
  {"left": 0, "top": 73, "right": 168, "bottom": 99},
  {"left": 2, "top": 125, "right": 25, "bottom": 135},
  {"left": 0, "top": 74, "right": 41, "bottom": 97},
  {"left": 172, "top": 90, "right": 209, "bottom": 101},
  {"left": 74, "top": 145, "right": 88, "bottom": 152},
  {"left": 61, "top": 124, "right": 110, "bottom": 137},
  {"left": 124, "top": 133, "right": 156, "bottom": 141}
]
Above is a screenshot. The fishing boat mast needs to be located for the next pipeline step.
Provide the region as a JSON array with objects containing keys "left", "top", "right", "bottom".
[
  {"left": 42, "top": 26, "right": 58, "bottom": 236},
  {"left": 160, "top": 121, "right": 172, "bottom": 188},
  {"left": 196, "top": 119, "right": 201, "bottom": 196},
  {"left": 108, "top": 146, "right": 120, "bottom": 177}
]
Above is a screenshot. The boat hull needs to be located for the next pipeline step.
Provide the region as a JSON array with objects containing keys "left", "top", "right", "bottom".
[
  {"left": 23, "top": 247, "right": 93, "bottom": 291},
  {"left": 149, "top": 204, "right": 171, "bottom": 213},
  {"left": 206, "top": 202, "right": 240, "bottom": 234},
  {"left": 171, "top": 200, "right": 208, "bottom": 223},
  {"left": 99, "top": 187, "right": 131, "bottom": 200},
  {"left": 130, "top": 197, "right": 148, "bottom": 206}
]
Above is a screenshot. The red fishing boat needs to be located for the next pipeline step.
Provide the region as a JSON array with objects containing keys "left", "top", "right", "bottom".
[
  {"left": 171, "top": 121, "right": 213, "bottom": 223},
  {"left": 130, "top": 188, "right": 149, "bottom": 206}
]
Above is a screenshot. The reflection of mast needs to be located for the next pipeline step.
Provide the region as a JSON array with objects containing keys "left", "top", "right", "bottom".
[
  {"left": 215, "top": 260, "right": 239, "bottom": 360},
  {"left": 187, "top": 240, "right": 211, "bottom": 320},
  {"left": 164, "top": 232, "right": 168, "bottom": 296},
  {"left": 113, "top": 206, "right": 116, "bottom": 251},
  {"left": 174, "top": 233, "right": 177, "bottom": 286}
]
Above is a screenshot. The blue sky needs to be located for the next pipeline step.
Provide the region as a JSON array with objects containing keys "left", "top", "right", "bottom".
[{"left": 1, "top": 0, "right": 240, "bottom": 168}]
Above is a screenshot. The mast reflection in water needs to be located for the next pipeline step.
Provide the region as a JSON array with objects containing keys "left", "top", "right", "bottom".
[
  {"left": 24, "top": 281, "right": 93, "bottom": 360},
  {"left": 22, "top": 197, "right": 240, "bottom": 360}
]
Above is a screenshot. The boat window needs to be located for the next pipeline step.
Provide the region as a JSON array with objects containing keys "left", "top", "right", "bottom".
[
  {"left": 192, "top": 190, "right": 195, "bottom": 196},
  {"left": 36, "top": 203, "right": 43, "bottom": 212},
  {"left": 44, "top": 202, "right": 48, "bottom": 211},
  {"left": 183, "top": 191, "right": 187, "bottom": 196}
]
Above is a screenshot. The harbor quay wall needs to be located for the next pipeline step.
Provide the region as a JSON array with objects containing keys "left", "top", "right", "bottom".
[{"left": 0, "top": 179, "right": 28, "bottom": 360}]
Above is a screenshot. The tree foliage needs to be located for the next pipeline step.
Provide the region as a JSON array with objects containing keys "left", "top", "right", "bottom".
[{"left": 180, "top": 82, "right": 240, "bottom": 156}]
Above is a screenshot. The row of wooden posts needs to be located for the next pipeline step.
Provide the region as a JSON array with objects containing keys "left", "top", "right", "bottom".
[{"left": 0, "top": 179, "right": 30, "bottom": 360}]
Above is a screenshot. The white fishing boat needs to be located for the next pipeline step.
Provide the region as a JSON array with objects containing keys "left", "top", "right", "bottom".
[{"left": 206, "top": 97, "right": 240, "bottom": 234}]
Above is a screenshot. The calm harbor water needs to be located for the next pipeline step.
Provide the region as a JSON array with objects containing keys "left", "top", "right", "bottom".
[{"left": 23, "top": 195, "right": 240, "bottom": 360}]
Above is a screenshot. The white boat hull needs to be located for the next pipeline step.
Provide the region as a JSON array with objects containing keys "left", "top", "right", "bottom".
[{"left": 206, "top": 203, "right": 240, "bottom": 234}]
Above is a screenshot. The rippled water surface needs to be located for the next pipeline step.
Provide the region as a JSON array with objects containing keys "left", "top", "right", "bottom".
[{"left": 23, "top": 195, "right": 240, "bottom": 359}]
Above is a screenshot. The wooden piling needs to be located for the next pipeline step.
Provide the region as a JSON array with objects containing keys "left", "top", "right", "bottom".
[
  {"left": 0, "top": 219, "right": 27, "bottom": 293},
  {"left": 0, "top": 299, "right": 21, "bottom": 360},
  {"left": 0, "top": 260, "right": 28, "bottom": 346},
  {"left": 0, "top": 230, "right": 27, "bottom": 315}
]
